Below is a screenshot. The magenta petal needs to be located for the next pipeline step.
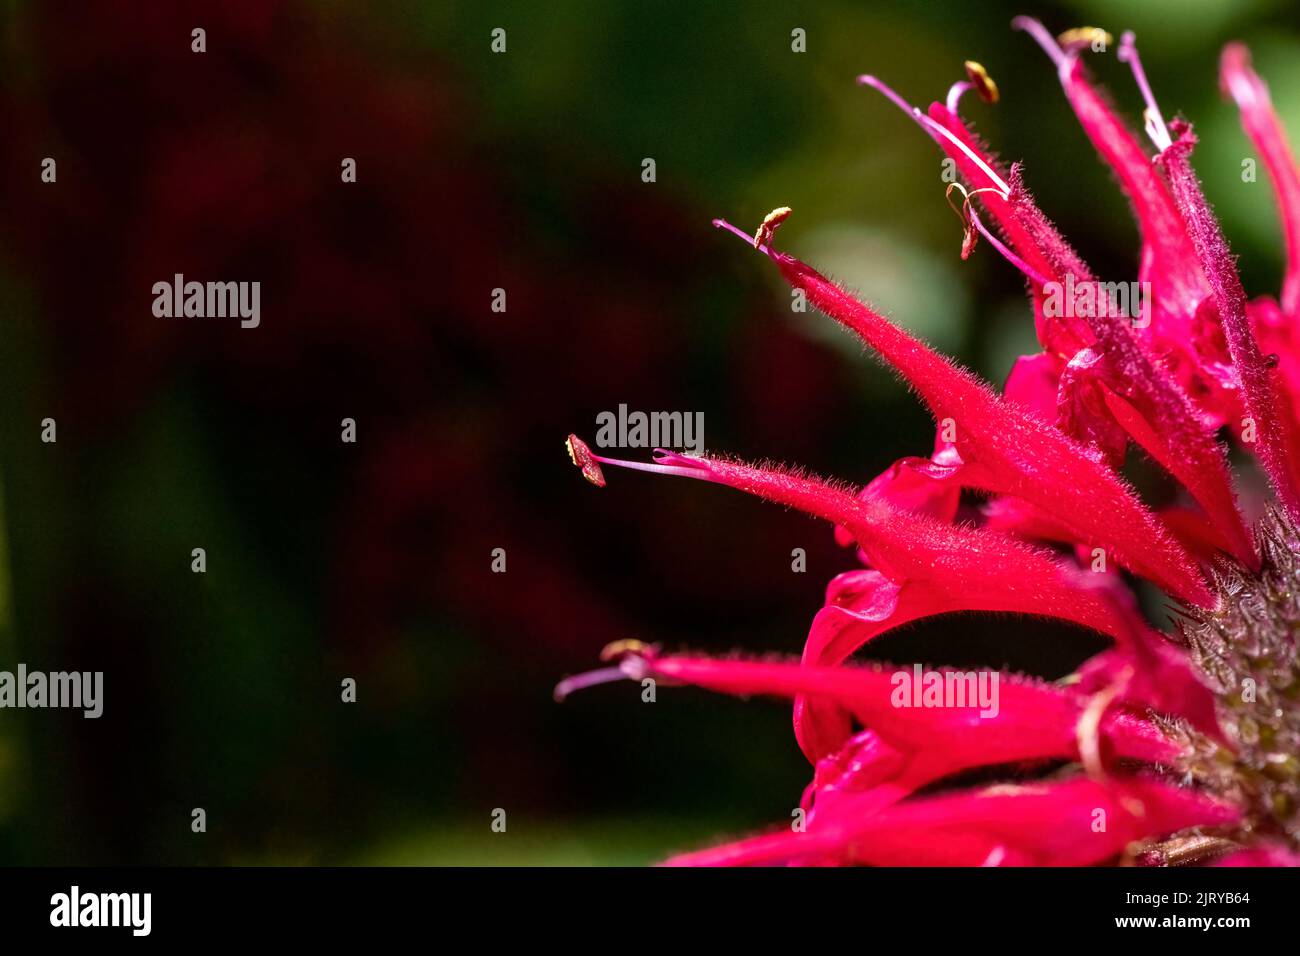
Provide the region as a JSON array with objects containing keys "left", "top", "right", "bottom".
[{"left": 1215, "top": 845, "right": 1300, "bottom": 866}]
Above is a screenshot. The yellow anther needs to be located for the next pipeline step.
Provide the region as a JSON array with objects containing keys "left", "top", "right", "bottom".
[
  {"left": 753, "top": 206, "right": 792, "bottom": 250},
  {"left": 599, "top": 639, "right": 650, "bottom": 662},
  {"left": 1058, "top": 27, "right": 1113, "bottom": 52},
  {"left": 963, "top": 61, "right": 999, "bottom": 104}
]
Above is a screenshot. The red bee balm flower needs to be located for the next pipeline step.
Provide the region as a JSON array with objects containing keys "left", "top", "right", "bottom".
[{"left": 559, "top": 18, "right": 1300, "bottom": 866}]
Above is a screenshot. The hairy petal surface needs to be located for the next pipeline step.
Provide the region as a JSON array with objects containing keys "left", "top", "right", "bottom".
[{"left": 730, "top": 239, "right": 1212, "bottom": 605}]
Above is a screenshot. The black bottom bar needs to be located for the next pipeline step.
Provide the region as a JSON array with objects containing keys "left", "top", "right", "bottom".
[{"left": 0, "top": 866, "right": 1287, "bottom": 941}]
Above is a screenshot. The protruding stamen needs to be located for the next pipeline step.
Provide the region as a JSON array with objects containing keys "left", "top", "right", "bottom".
[
  {"left": 945, "top": 182, "right": 985, "bottom": 258},
  {"left": 964, "top": 61, "right": 999, "bottom": 104},
  {"left": 717, "top": 217, "right": 774, "bottom": 260},
  {"left": 554, "top": 644, "right": 659, "bottom": 701},
  {"left": 553, "top": 665, "right": 631, "bottom": 702},
  {"left": 969, "top": 208, "right": 1053, "bottom": 287},
  {"left": 945, "top": 80, "right": 972, "bottom": 115},
  {"left": 858, "top": 73, "right": 1010, "bottom": 196},
  {"left": 946, "top": 62, "right": 998, "bottom": 116},
  {"left": 943, "top": 179, "right": 1053, "bottom": 284},
  {"left": 944, "top": 182, "right": 1049, "bottom": 283},
  {"left": 1011, "top": 16, "right": 1067, "bottom": 69},
  {"left": 565, "top": 434, "right": 712, "bottom": 484},
  {"left": 915, "top": 113, "right": 1012, "bottom": 195},
  {"left": 715, "top": 217, "right": 774, "bottom": 257},
  {"left": 856, "top": 74, "right": 929, "bottom": 128},
  {"left": 753, "top": 206, "right": 792, "bottom": 250},
  {"left": 1118, "top": 32, "right": 1173, "bottom": 152}
]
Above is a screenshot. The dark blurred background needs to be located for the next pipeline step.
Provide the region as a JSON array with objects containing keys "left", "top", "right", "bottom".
[{"left": 0, "top": 0, "right": 1296, "bottom": 864}]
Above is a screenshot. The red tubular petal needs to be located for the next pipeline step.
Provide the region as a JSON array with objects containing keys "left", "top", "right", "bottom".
[
  {"left": 640, "top": 450, "right": 1150, "bottom": 630},
  {"left": 1046, "top": 315, "right": 1252, "bottom": 564},
  {"left": 837, "top": 429, "right": 972, "bottom": 548},
  {"left": 801, "top": 730, "right": 933, "bottom": 823},
  {"left": 1100, "top": 387, "right": 1254, "bottom": 564},
  {"left": 1054, "top": 302, "right": 1251, "bottom": 564},
  {"left": 659, "top": 829, "right": 840, "bottom": 867},
  {"left": 1250, "top": 297, "right": 1300, "bottom": 449},
  {"left": 1221, "top": 43, "right": 1300, "bottom": 317},
  {"left": 834, "top": 435, "right": 964, "bottom": 547},
  {"left": 935, "top": 86, "right": 1244, "bottom": 541},
  {"left": 577, "top": 445, "right": 1174, "bottom": 666},
  {"left": 832, "top": 447, "right": 967, "bottom": 548},
  {"left": 794, "top": 559, "right": 1142, "bottom": 759},
  {"left": 1076, "top": 640, "right": 1222, "bottom": 743},
  {"left": 1018, "top": 25, "right": 1236, "bottom": 425},
  {"left": 665, "top": 777, "right": 1239, "bottom": 867},
  {"left": 978, "top": 176, "right": 1248, "bottom": 562},
  {"left": 804, "top": 562, "right": 1222, "bottom": 751},
  {"left": 834, "top": 778, "right": 1237, "bottom": 867},
  {"left": 1004, "top": 351, "right": 1063, "bottom": 421},
  {"left": 857, "top": 450, "right": 962, "bottom": 522},
  {"left": 1159, "top": 505, "right": 1238, "bottom": 562},
  {"left": 1053, "top": 56, "right": 1211, "bottom": 320},
  {"left": 1055, "top": 347, "right": 1131, "bottom": 466},
  {"left": 1161, "top": 129, "right": 1300, "bottom": 523},
  {"left": 982, "top": 494, "right": 1087, "bottom": 544},
  {"left": 633, "top": 649, "right": 1179, "bottom": 799},
  {"left": 756, "top": 247, "right": 1211, "bottom": 605}
]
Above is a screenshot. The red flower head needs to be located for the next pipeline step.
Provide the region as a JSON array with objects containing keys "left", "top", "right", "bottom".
[{"left": 560, "top": 18, "right": 1300, "bottom": 866}]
